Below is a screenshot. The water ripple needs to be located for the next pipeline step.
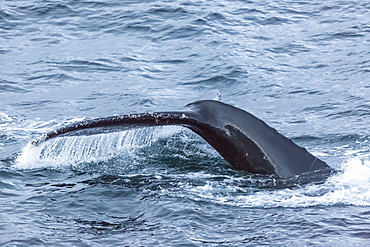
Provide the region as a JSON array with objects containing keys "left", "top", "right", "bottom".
[{"left": 2, "top": 0, "right": 370, "bottom": 245}]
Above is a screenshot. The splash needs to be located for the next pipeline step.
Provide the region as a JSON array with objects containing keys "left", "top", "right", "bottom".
[
  {"left": 14, "top": 123, "right": 370, "bottom": 208},
  {"left": 15, "top": 126, "right": 186, "bottom": 169},
  {"left": 164, "top": 157, "right": 370, "bottom": 208}
]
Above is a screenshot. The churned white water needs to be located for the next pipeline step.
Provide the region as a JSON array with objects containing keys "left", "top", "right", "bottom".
[
  {"left": 15, "top": 126, "right": 370, "bottom": 209},
  {"left": 158, "top": 157, "right": 370, "bottom": 208}
]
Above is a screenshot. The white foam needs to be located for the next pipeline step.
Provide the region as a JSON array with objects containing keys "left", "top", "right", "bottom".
[
  {"left": 0, "top": 112, "right": 13, "bottom": 122},
  {"left": 166, "top": 157, "right": 370, "bottom": 208}
]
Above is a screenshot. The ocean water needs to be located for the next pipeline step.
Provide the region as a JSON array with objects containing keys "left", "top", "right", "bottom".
[{"left": 1, "top": 0, "right": 370, "bottom": 246}]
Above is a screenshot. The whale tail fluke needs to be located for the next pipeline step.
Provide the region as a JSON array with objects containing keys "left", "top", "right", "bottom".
[{"left": 32, "top": 100, "right": 331, "bottom": 178}]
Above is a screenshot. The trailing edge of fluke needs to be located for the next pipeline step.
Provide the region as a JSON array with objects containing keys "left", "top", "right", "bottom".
[{"left": 32, "top": 100, "right": 331, "bottom": 178}]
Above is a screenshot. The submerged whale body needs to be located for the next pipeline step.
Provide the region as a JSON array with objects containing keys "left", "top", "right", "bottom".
[{"left": 32, "top": 100, "right": 331, "bottom": 178}]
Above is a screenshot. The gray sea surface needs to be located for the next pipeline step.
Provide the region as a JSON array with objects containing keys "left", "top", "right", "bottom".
[{"left": 1, "top": 0, "right": 370, "bottom": 246}]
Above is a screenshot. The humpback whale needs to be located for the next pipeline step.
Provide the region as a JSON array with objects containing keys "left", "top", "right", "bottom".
[{"left": 32, "top": 100, "right": 331, "bottom": 178}]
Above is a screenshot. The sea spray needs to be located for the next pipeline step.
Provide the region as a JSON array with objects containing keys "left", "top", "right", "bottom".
[
  {"left": 14, "top": 123, "right": 370, "bottom": 207},
  {"left": 15, "top": 126, "right": 185, "bottom": 169}
]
